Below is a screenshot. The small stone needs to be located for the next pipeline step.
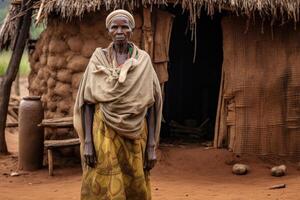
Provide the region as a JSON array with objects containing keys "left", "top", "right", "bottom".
[
  {"left": 225, "top": 158, "right": 237, "bottom": 165},
  {"left": 271, "top": 165, "right": 287, "bottom": 177},
  {"left": 10, "top": 172, "right": 20, "bottom": 177},
  {"left": 10, "top": 171, "right": 28, "bottom": 177},
  {"left": 232, "top": 164, "right": 250, "bottom": 175},
  {"left": 2, "top": 172, "right": 9, "bottom": 176}
]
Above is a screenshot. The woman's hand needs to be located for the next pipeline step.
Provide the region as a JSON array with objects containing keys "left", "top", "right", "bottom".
[
  {"left": 84, "top": 141, "right": 97, "bottom": 168},
  {"left": 144, "top": 146, "right": 157, "bottom": 171}
]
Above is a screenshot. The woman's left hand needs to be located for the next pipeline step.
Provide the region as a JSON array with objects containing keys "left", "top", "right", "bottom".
[
  {"left": 144, "top": 147, "right": 157, "bottom": 171},
  {"left": 84, "top": 141, "right": 97, "bottom": 167}
]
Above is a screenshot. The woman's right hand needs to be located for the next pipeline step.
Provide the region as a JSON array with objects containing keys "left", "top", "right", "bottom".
[{"left": 84, "top": 141, "right": 97, "bottom": 167}]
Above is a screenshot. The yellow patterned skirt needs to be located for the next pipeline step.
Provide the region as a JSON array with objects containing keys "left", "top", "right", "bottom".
[{"left": 81, "top": 106, "right": 151, "bottom": 200}]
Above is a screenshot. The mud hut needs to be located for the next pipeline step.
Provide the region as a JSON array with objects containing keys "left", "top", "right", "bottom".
[{"left": 1, "top": 0, "right": 300, "bottom": 158}]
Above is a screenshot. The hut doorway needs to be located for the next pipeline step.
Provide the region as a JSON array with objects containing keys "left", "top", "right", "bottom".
[{"left": 162, "top": 6, "right": 223, "bottom": 143}]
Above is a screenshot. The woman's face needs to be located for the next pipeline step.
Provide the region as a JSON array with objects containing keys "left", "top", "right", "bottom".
[{"left": 108, "top": 16, "right": 132, "bottom": 46}]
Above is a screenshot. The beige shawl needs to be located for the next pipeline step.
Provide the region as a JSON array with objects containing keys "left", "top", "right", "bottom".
[{"left": 74, "top": 43, "right": 162, "bottom": 148}]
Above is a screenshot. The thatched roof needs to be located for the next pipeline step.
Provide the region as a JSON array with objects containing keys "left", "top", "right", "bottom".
[
  {"left": 0, "top": 0, "right": 299, "bottom": 51},
  {"left": 35, "top": 0, "right": 300, "bottom": 21},
  {"left": 0, "top": 3, "right": 21, "bottom": 51}
]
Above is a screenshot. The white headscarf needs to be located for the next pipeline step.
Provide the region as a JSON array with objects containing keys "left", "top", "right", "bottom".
[{"left": 105, "top": 9, "right": 135, "bottom": 29}]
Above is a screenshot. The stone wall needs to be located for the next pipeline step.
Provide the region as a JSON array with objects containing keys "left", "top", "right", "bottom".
[{"left": 28, "top": 11, "right": 143, "bottom": 140}]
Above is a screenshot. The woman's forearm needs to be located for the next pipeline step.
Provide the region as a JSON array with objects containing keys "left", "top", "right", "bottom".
[
  {"left": 83, "top": 103, "right": 95, "bottom": 142},
  {"left": 146, "top": 105, "right": 156, "bottom": 149}
]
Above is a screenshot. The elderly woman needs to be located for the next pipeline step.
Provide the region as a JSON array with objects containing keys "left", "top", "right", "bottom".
[{"left": 74, "top": 9, "right": 162, "bottom": 200}]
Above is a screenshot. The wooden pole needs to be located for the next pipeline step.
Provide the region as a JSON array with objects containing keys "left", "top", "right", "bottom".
[
  {"left": 0, "top": 0, "right": 33, "bottom": 154},
  {"left": 142, "top": 7, "right": 153, "bottom": 59}
]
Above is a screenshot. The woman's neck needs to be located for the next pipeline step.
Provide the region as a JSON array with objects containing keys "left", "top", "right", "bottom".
[
  {"left": 113, "top": 43, "right": 129, "bottom": 54},
  {"left": 113, "top": 43, "right": 130, "bottom": 66}
]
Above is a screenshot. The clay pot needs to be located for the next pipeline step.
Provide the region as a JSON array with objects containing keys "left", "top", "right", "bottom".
[{"left": 18, "top": 96, "right": 44, "bottom": 171}]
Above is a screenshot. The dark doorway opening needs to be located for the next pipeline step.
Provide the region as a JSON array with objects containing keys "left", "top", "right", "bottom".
[{"left": 162, "top": 6, "right": 223, "bottom": 144}]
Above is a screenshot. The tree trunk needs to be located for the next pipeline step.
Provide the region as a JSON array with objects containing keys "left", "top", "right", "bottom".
[{"left": 0, "top": 0, "right": 33, "bottom": 154}]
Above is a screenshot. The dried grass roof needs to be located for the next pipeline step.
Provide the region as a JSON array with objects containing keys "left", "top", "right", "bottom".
[
  {"left": 38, "top": 0, "right": 300, "bottom": 22},
  {"left": 0, "top": 3, "right": 21, "bottom": 51},
  {"left": 0, "top": 0, "right": 299, "bottom": 51}
]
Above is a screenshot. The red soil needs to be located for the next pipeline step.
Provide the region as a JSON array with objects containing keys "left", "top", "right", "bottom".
[
  {"left": 1, "top": 131, "right": 300, "bottom": 200},
  {"left": 1, "top": 78, "right": 299, "bottom": 200}
]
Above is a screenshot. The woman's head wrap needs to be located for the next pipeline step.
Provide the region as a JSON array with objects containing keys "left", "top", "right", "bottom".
[{"left": 106, "top": 9, "right": 135, "bottom": 29}]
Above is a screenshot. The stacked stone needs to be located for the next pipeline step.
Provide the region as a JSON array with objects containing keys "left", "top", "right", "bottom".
[{"left": 29, "top": 12, "right": 143, "bottom": 140}]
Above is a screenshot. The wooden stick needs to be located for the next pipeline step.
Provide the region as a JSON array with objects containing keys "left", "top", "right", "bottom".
[
  {"left": 0, "top": 0, "right": 33, "bottom": 154},
  {"left": 44, "top": 138, "right": 80, "bottom": 148},
  {"left": 169, "top": 119, "right": 209, "bottom": 132},
  {"left": 11, "top": 0, "right": 22, "bottom": 5},
  {"left": 42, "top": 117, "right": 73, "bottom": 123},
  {"left": 8, "top": 108, "right": 18, "bottom": 120},
  {"left": 170, "top": 128, "right": 205, "bottom": 135},
  {"left": 10, "top": 95, "right": 20, "bottom": 101},
  {"left": 6, "top": 122, "right": 18, "bottom": 128},
  {"left": 35, "top": 0, "right": 45, "bottom": 26},
  {"left": 269, "top": 184, "right": 286, "bottom": 190},
  {"left": 39, "top": 117, "right": 73, "bottom": 127},
  {"left": 39, "top": 122, "right": 73, "bottom": 128},
  {"left": 9, "top": 102, "right": 19, "bottom": 106},
  {"left": 48, "top": 149, "right": 53, "bottom": 176}
]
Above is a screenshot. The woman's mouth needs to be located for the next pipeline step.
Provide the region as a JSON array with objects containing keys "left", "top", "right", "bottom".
[{"left": 115, "top": 35, "right": 125, "bottom": 41}]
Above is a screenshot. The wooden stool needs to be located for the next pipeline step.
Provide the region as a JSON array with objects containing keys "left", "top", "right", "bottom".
[{"left": 44, "top": 138, "right": 80, "bottom": 176}]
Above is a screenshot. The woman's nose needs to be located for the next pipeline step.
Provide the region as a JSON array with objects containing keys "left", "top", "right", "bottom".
[{"left": 117, "top": 27, "right": 123, "bottom": 34}]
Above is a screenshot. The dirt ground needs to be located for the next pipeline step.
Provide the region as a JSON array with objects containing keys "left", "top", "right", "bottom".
[
  {"left": 1, "top": 78, "right": 300, "bottom": 200},
  {"left": 2, "top": 131, "right": 300, "bottom": 200}
]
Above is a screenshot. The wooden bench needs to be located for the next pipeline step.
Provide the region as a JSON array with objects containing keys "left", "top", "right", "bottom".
[
  {"left": 39, "top": 117, "right": 79, "bottom": 176},
  {"left": 44, "top": 138, "right": 80, "bottom": 176}
]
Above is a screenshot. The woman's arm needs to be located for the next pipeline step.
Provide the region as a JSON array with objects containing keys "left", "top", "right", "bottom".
[
  {"left": 145, "top": 105, "right": 157, "bottom": 171},
  {"left": 82, "top": 103, "right": 96, "bottom": 167},
  {"left": 145, "top": 106, "right": 156, "bottom": 170}
]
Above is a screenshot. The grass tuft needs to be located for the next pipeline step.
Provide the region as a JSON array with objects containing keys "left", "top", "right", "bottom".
[{"left": 0, "top": 51, "right": 30, "bottom": 76}]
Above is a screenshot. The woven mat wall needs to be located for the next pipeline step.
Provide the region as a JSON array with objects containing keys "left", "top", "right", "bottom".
[{"left": 214, "top": 16, "right": 300, "bottom": 159}]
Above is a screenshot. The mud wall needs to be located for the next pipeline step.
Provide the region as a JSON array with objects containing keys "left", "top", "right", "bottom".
[
  {"left": 215, "top": 16, "right": 300, "bottom": 158},
  {"left": 28, "top": 11, "right": 143, "bottom": 140}
]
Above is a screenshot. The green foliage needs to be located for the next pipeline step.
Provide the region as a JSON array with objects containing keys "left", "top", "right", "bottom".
[
  {"left": 30, "top": 23, "right": 44, "bottom": 39},
  {"left": 0, "top": 0, "right": 9, "bottom": 22},
  {"left": 0, "top": 9, "right": 7, "bottom": 24},
  {"left": 0, "top": 51, "right": 31, "bottom": 76},
  {"left": 0, "top": 1, "right": 39, "bottom": 77},
  {"left": 0, "top": 0, "right": 9, "bottom": 7},
  {"left": 0, "top": 0, "right": 44, "bottom": 39}
]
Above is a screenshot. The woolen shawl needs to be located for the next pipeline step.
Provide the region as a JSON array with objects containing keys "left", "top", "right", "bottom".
[{"left": 74, "top": 43, "right": 162, "bottom": 149}]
